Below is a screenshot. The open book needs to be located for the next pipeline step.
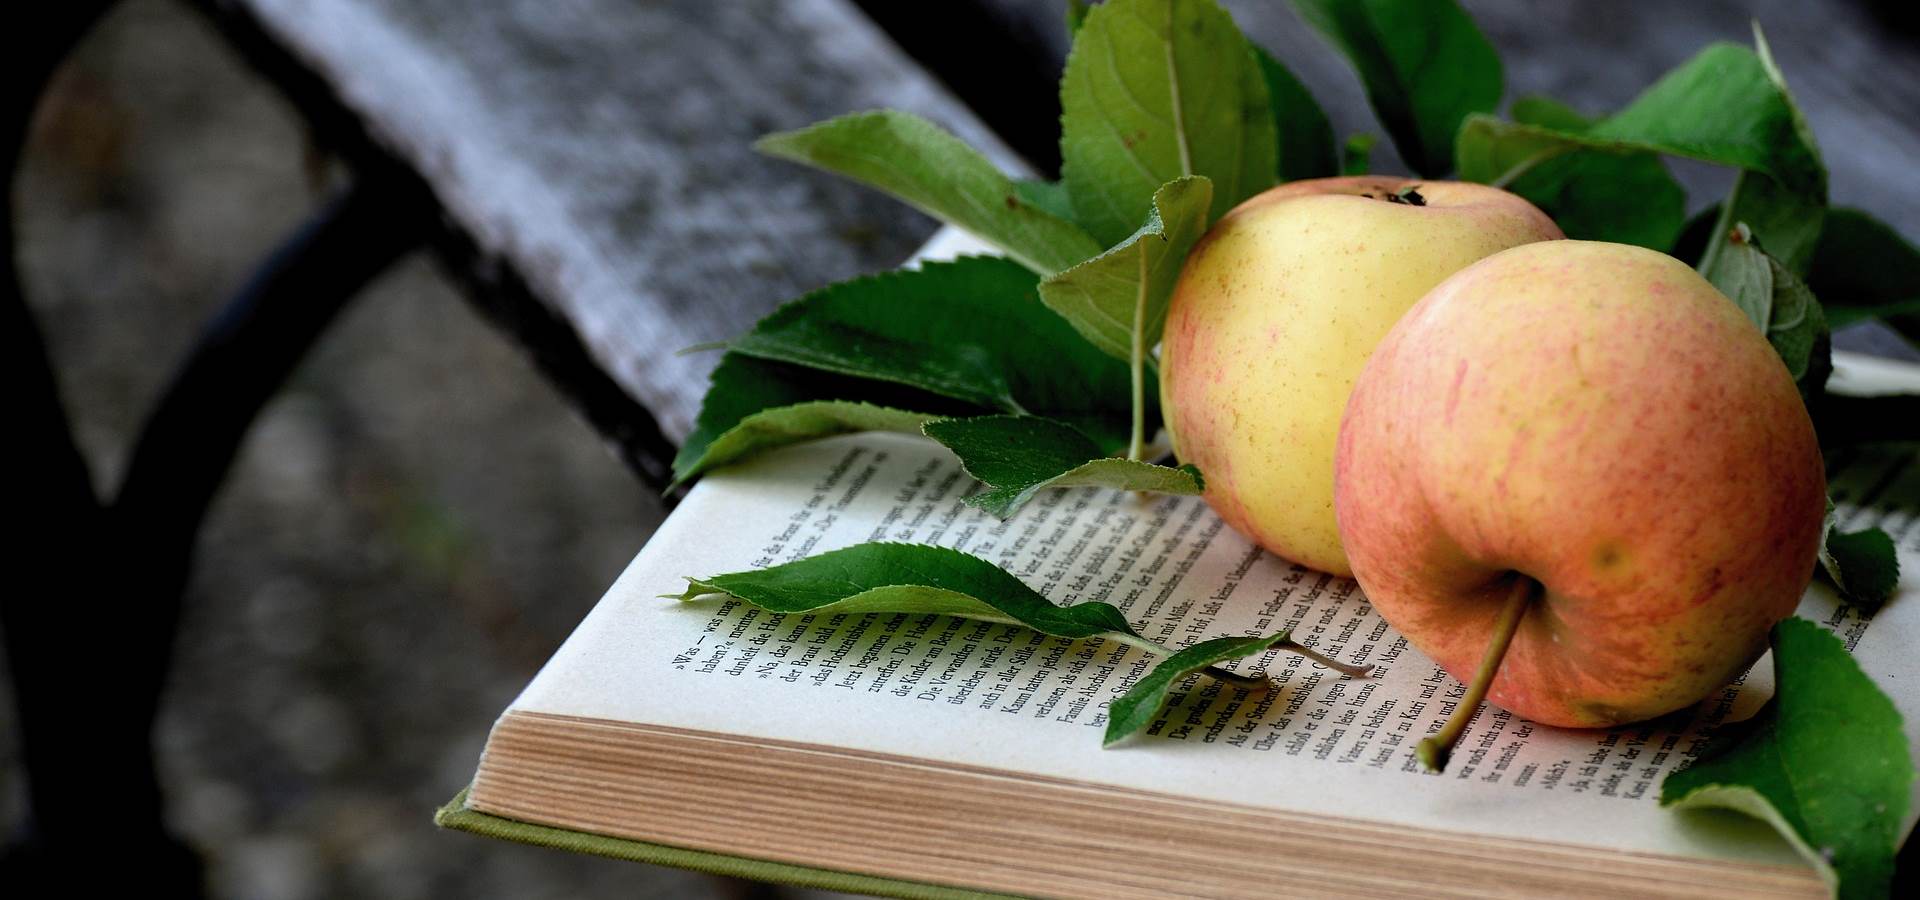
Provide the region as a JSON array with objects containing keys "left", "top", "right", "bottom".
[{"left": 443, "top": 349, "right": 1918, "bottom": 897}]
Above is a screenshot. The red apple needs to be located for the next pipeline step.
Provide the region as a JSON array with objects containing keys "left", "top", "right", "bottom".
[{"left": 1334, "top": 240, "right": 1826, "bottom": 761}]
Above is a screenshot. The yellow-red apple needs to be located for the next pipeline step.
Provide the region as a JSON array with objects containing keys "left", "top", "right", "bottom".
[
  {"left": 1334, "top": 240, "right": 1826, "bottom": 760},
  {"left": 1161, "top": 176, "right": 1562, "bottom": 576}
]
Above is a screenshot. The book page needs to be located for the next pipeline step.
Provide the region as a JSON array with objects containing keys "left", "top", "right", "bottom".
[{"left": 506, "top": 417, "right": 1919, "bottom": 869}]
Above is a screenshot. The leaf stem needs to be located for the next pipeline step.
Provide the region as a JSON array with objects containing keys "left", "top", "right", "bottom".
[
  {"left": 1418, "top": 575, "right": 1539, "bottom": 772},
  {"left": 1696, "top": 170, "right": 1746, "bottom": 277},
  {"left": 1109, "top": 631, "right": 1174, "bottom": 658},
  {"left": 1108, "top": 632, "right": 1258, "bottom": 685},
  {"left": 1110, "top": 631, "right": 1373, "bottom": 687},
  {"left": 1279, "top": 640, "right": 1377, "bottom": 678}
]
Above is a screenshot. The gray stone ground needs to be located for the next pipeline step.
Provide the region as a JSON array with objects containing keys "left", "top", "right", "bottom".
[{"left": 4, "top": 2, "right": 836, "bottom": 897}]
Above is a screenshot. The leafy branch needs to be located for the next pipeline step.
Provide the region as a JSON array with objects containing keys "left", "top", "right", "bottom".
[{"left": 672, "top": 543, "right": 1371, "bottom": 745}]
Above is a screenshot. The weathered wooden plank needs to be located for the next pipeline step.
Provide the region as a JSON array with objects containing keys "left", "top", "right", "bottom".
[{"left": 224, "top": 0, "right": 1029, "bottom": 444}]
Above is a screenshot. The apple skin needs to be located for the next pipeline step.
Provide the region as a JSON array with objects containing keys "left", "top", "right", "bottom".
[
  {"left": 1334, "top": 240, "right": 1827, "bottom": 729},
  {"left": 1161, "top": 176, "right": 1563, "bottom": 577}
]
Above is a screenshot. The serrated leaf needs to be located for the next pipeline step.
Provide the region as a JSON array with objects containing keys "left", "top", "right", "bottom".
[
  {"left": 1037, "top": 176, "right": 1212, "bottom": 362},
  {"left": 1661, "top": 618, "right": 1910, "bottom": 900},
  {"left": 728, "top": 256, "right": 1146, "bottom": 452},
  {"left": 1809, "top": 209, "right": 1920, "bottom": 338},
  {"left": 1066, "top": 0, "right": 1091, "bottom": 36},
  {"left": 1586, "top": 37, "right": 1821, "bottom": 193},
  {"left": 1640, "top": 31, "right": 1825, "bottom": 274},
  {"left": 672, "top": 353, "right": 972, "bottom": 486},
  {"left": 1703, "top": 223, "right": 1832, "bottom": 399},
  {"left": 1820, "top": 525, "right": 1902, "bottom": 607},
  {"left": 678, "top": 543, "right": 1371, "bottom": 745},
  {"left": 923, "top": 415, "right": 1203, "bottom": 518},
  {"left": 1059, "top": 0, "right": 1277, "bottom": 245},
  {"left": 1291, "top": 0, "right": 1501, "bottom": 177},
  {"left": 1106, "top": 631, "right": 1292, "bottom": 746},
  {"left": 1455, "top": 109, "right": 1685, "bottom": 250},
  {"left": 1456, "top": 39, "right": 1825, "bottom": 266},
  {"left": 674, "top": 542, "right": 1136, "bottom": 637},
  {"left": 756, "top": 110, "right": 1102, "bottom": 275},
  {"left": 1252, "top": 46, "right": 1338, "bottom": 182}
]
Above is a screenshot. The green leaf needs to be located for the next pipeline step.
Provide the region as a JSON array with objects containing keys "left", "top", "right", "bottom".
[
  {"left": 1632, "top": 32, "right": 1825, "bottom": 274},
  {"left": 672, "top": 353, "right": 970, "bottom": 486},
  {"left": 1809, "top": 208, "right": 1920, "bottom": 336},
  {"left": 1037, "top": 177, "right": 1211, "bottom": 362},
  {"left": 1702, "top": 223, "right": 1832, "bottom": 399},
  {"left": 1291, "top": 0, "right": 1502, "bottom": 177},
  {"left": 1703, "top": 170, "right": 1826, "bottom": 279},
  {"left": 728, "top": 256, "right": 1146, "bottom": 451},
  {"left": 1341, "top": 134, "right": 1377, "bottom": 175},
  {"left": 1252, "top": 46, "right": 1339, "bottom": 182},
  {"left": 1106, "top": 631, "right": 1290, "bottom": 746},
  {"left": 674, "top": 542, "right": 1137, "bottom": 637},
  {"left": 756, "top": 110, "right": 1102, "bottom": 275},
  {"left": 1820, "top": 524, "right": 1902, "bottom": 607},
  {"left": 1661, "top": 618, "right": 1910, "bottom": 900},
  {"left": 1059, "top": 0, "right": 1277, "bottom": 245},
  {"left": 1455, "top": 103, "right": 1686, "bottom": 250},
  {"left": 1455, "top": 39, "right": 1825, "bottom": 264},
  {"left": 922, "top": 415, "right": 1204, "bottom": 518},
  {"left": 1012, "top": 178, "right": 1078, "bottom": 225},
  {"left": 675, "top": 543, "right": 1354, "bottom": 737},
  {"left": 1589, "top": 41, "right": 1822, "bottom": 197},
  {"left": 1508, "top": 94, "right": 1590, "bottom": 131},
  {"left": 1038, "top": 177, "right": 1213, "bottom": 458},
  {"left": 680, "top": 543, "right": 1372, "bottom": 746}
]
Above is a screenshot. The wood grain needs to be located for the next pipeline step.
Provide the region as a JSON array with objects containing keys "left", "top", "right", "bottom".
[{"left": 228, "top": 0, "right": 1029, "bottom": 445}]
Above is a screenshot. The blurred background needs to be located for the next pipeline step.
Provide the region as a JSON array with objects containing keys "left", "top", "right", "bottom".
[
  {"left": 4, "top": 1, "right": 1916, "bottom": 898},
  {"left": 7, "top": 3, "right": 671, "bottom": 896}
]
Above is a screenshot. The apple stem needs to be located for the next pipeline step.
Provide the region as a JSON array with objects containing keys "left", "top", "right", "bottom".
[{"left": 1416, "top": 575, "right": 1539, "bottom": 772}]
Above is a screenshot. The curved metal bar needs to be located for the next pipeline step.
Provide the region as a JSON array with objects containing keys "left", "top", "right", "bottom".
[{"left": 4, "top": 2, "right": 433, "bottom": 884}]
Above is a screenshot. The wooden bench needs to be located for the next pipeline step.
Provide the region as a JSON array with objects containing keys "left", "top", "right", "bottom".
[{"left": 6, "top": 0, "right": 1917, "bottom": 894}]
